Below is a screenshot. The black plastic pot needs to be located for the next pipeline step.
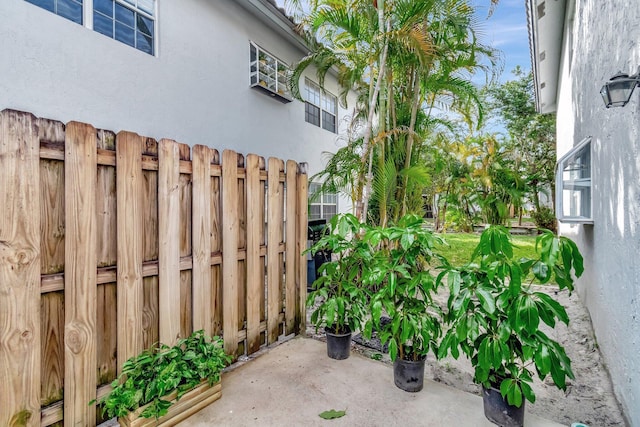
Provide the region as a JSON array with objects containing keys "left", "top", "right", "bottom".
[
  {"left": 393, "top": 357, "right": 426, "bottom": 392},
  {"left": 482, "top": 385, "right": 525, "bottom": 427},
  {"left": 325, "top": 328, "right": 351, "bottom": 360}
]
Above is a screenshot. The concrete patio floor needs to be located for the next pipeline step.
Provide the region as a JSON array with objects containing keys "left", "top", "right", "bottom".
[{"left": 179, "top": 337, "right": 563, "bottom": 427}]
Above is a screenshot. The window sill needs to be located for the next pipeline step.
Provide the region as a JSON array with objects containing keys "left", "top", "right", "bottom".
[{"left": 250, "top": 83, "right": 292, "bottom": 104}]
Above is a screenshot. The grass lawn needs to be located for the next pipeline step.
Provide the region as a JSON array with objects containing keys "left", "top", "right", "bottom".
[{"left": 434, "top": 232, "right": 539, "bottom": 267}]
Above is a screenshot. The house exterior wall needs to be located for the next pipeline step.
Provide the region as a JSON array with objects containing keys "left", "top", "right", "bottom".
[
  {"left": 0, "top": 0, "right": 356, "bottom": 207},
  {"left": 556, "top": 0, "right": 640, "bottom": 423}
]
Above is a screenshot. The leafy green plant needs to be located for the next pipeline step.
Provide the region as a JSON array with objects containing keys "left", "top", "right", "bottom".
[
  {"left": 363, "top": 214, "right": 444, "bottom": 362},
  {"left": 306, "top": 214, "right": 370, "bottom": 334},
  {"left": 93, "top": 331, "right": 230, "bottom": 419},
  {"left": 437, "top": 226, "right": 584, "bottom": 407},
  {"left": 531, "top": 206, "right": 557, "bottom": 233}
]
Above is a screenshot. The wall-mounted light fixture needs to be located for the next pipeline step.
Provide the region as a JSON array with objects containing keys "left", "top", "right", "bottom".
[{"left": 601, "top": 67, "right": 640, "bottom": 108}]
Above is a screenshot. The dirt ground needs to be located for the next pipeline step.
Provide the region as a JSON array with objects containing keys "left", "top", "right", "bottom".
[{"left": 306, "top": 285, "right": 627, "bottom": 426}]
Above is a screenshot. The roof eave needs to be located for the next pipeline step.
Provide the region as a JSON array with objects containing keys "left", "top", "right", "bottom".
[
  {"left": 526, "top": 0, "right": 567, "bottom": 114},
  {"left": 236, "top": 0, "right": 309, "bottom": 54}
]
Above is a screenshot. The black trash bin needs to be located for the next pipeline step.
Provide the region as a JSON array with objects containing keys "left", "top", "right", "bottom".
[{"left": 308, "top": 219, "right": 331, "bottom": 290}]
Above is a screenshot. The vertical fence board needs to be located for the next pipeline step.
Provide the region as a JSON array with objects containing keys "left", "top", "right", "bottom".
[
  {"left": 158, "top": 139, "right": 182, "bottom": 346},
  {"left": 116, "top": 132, "right": 144, "bottom": 372},
  {"left": 141, "top": 139, "right": 159, "bottom": 350},
  {"left": 95, "top": 130, "right": 118, "bottom": 397},
  {"left": 0, "top": 110, "right": 41, "bottom": 427},
  {"left": 179, "top": 144, "right": 193, "bottom": 339},
  {"left": 192, "top": 145, "right": 213, "bottom": 336},
  {"left": 267, "top": 158, "right": 284, "bottom": 344},
  {"left": 210, "top": 151, "right": 222, "bottom": 335},
  {"left": 236, "top": 155, "right": 247, "bottom": 348},
  {"left": 222, "top": 150, "right": 239, "bottom": 355},
  {"left": 296, "top": 164, "right": 308, "bottom": 334},
  {"left": 64, "top": 121, "right": 97, "bottom": 426},
  {"left": 285, "top": 160, "right": 298, "bottom": 335},
  {"left": 38, "top": 119, "right": 66, "bottom": 414},
  {"left": 245, "top": 154, "right": 262, "bottom": 354},
  {"left": 96, "top": 283, "right": 117, "bottom": 387},
  {"left": 41, "top": 291, "right": 64, "bottom": 407}
]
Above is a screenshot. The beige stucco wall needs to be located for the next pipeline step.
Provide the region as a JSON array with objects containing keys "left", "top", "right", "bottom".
[{"left": 556, "top": 1, "right": 640, "bottom": 424}]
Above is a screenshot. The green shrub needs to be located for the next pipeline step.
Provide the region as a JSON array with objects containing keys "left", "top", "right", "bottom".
[
  {"left": 93, "top": 331, "right": 230, "bottom": 419},
  {"left": 531, "top": 206, "right": 557, "bottom": 233}
]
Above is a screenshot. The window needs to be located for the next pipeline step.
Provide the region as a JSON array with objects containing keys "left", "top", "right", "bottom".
[
  {"left": 250, "top": 42, "right": 292, "bottom": 103},
  {"left": 93, "top": 0, "right": 155, "bottom": 54},
  {"left": 556, "top": 137, "right": 592, "bottom": 223},
  {"left": 309, "top": 183, "right": 338, "bottom": 220},
  {"left": 305, "top": 79, "right": 337, "bottom": 133},
  {"left": 25, "top": 0, "right": 83, "bottom": 24},
  {"left": 24, "top": 0, "right": 155, "bottom": 55}
]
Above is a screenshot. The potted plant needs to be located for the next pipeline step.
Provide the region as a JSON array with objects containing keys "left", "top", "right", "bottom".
[
  {"left": 363, "top": 215, "right": 444, "bottom": 392},
  {"left": 93, "top": 330, "right": 231, "bottom": 426},
  {"left": 437, "top": 226, "right": 584, "bottom": 426},
  {"left": 306, "top": 213, "right": 370, "bottom": 360}
]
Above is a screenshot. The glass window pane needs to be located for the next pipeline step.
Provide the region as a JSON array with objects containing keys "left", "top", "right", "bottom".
[
  {"left": 115, "top": 21, "right": 135, "bottom": 46},
  {"left": 26, "top": 0, "right": 55, "bottom": 13},
  {"left": 94, "top": 0, "right": 113, "bottom": 17},
  {"left": 305, "top": 103, "right": 320, "bottom": 127},
  {"left": 309, "top": 205, "right": 321, "bottom": 220},
  {"left": 323, "top": 193, "right": 337, "bottom": 204},
  {"left": 136, "top": 14, "right": 153, "bottom": 36},
  {"left": 115, "top": 2, "right": 134, "bottom": 27},
  {"left": 57, "top": 0, "right": 82, "bottom": 24},
  {"left": 322, "top": 205, "right": 337, "bottom": 219},
  {"left": 322, "top": 111, "right": 336, "bottom": 133},
  {"left": 137, "top": 0, "right": 154, "bottom": 15},
  {"left": 136, "top": 31, "right": 152, "bottom": 54},
  {"left": 94, "top": 12, "right": 113, "bottom": 37}
]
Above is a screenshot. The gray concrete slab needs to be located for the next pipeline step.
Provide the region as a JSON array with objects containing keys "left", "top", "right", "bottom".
[{"left": 180, "top": 337, "right": 564, "bottom": 427}]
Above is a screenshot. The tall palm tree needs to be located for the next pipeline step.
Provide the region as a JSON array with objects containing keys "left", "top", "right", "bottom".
[{"left": 288, "top": 0, "right": 499, "bottom": 226}]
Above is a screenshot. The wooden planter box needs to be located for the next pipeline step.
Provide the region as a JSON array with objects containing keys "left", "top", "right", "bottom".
[{"left": 119, "top": 381, "right": 222, "bottom": 427}]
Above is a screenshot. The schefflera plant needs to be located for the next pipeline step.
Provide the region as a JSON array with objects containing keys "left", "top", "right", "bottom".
[{"left": 437, "top": 226, "right": 584, "bottom": 407}]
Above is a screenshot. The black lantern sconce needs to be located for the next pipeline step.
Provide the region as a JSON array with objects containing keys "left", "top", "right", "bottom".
[{"left": 601, "top": 67, "right": 640, "bottom": 108}]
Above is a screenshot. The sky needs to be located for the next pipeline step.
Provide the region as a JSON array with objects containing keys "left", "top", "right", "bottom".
[{"left": 274, "top": 0, "right": 532, "bottom": 82}]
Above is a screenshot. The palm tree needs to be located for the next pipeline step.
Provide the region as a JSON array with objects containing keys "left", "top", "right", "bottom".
[{"left": 288, "top": 0, "right": 499, "bottom": 226}]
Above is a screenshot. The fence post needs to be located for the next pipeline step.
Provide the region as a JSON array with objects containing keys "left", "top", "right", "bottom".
[
  {"left": 0, "top": 110, "right": 41, "bottom": 427},
  {"left": 64, "top": 121, "right": 97, "bottom": 426}
]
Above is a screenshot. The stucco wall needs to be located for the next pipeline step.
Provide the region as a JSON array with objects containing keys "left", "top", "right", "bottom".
[
  {"left": 556, "top": 0, "right": 640, "bottom": 424},
  {"left": 0, "top": 0, "right": 356, "bottom": 207}
]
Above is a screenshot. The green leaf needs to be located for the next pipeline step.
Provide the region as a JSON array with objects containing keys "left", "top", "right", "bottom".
[
  {"left": 319, "top": 409, "right": 346, "bottom": 420},
  {"left": 500, "top": 378, "right": 523, "bottom": 408},
  {"left": 515, "top": 294, "right": 540, "bottom": 334},
  {"left": 475, "top": 287, "right": 496, "bottom": 314},
  {"left": 534, "top": 344, "right": 551, "bottom": 376},
  {"left": 532, "top": 261, "right": 550, "bottom": 282},
  {"left": 520, "top": 381, "right": 536, "bottom": 404}
]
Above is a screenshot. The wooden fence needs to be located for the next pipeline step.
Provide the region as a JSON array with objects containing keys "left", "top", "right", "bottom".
[{"left": 0, "top": 109, "right": 308, "bottom": 426}]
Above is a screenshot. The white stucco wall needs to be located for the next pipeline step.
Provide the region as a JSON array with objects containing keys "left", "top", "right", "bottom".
[
  {"left": 556, "top": 1, "right": 640, "bottom": 424},
  {"left": 0, "top": 0, "right": 355, "bottom": 213}
]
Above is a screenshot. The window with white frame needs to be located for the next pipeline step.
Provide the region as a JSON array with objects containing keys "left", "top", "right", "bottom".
[
  {"left": 250, "top": 42, "right": 292, "bottom": 103},
  {"left": 24, "top": 0, "right": 156, "bottom": 55},
  {"left": 309, "top": 183, "right": 338, "bottom": 220},
  {"left": 556, "top": 137, "right": 592, "bottom": 223},
  {"left": 94, "top": 0, "right": 155, "bottom": 54},
  {"left": 25, "top": 0, "right": 83, "bottom": 23},
  {"left": 305, "top": 79, "right": 337, "bottom": 133}
]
